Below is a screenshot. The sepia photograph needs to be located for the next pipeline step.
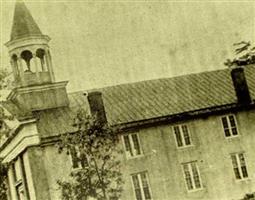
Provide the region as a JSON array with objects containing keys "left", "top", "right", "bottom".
[{"left": 0, "top": 0, "right": 255, "bottom": 199}]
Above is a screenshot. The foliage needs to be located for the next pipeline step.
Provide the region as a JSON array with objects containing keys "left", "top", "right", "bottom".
[
  {"left": 0, "top": 159, "right": 7, "bottom": 200},
  {"left": 0, "top": 68, "right": 12, "bottom": 91},
  {"left": 57, "top": 109, "right": 123, "bottom": 200},
  {"left": 241, "top": 193, "right": 255, "bottom": 200},
  {"left": 224, "top": 41, "right": 255, "bottom": 68},
  {"left": 0, "top": 69, "right": 9, "bottom": 200}
]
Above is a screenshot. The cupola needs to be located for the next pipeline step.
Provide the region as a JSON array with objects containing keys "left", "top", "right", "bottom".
[{"left": 5, "top": 1, "right": 69, "bottom": 111}]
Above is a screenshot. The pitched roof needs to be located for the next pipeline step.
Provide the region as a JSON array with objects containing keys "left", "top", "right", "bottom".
[
  {"left": 10, "top": 1, "right": 43, "bottom": 41},
  {"left": 34, "top": 66, "right": 255, "bottom": 138}
]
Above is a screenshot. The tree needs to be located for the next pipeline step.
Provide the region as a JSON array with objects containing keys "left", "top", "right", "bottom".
[
  {"left": 0, "top": 159, "right": 8, "bottom": 200},
  {"left": 241, "top": 193, "right": 255, "bottom": 200},
  {"left": 0, "top": 68, "right": 11, "bottom": 200},
  {"left": 224, "top": 41, "right": 255, "bottom": 67},
  {"left": 57, "top": 109, "right": 124, "bottom": 200}
]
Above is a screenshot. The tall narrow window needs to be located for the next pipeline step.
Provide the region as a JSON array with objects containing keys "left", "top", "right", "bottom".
[
  {"left": 221, "top": 115, "right": 238, "bottom": 137},
  {"left": 11, "top": 156, "right": 29, "bottom": 200},
  {"left": 131, "top": 172, "right": 152, "bottom": 200},
  {"left": 231, "top": 153, "right": 248, "bottom": 180},
  {"left": 122, "top": 133, "right": 142, "bottom": 158},
  {"left": 182, "top": 162, "right": 202, "bottom": 191},
  {"left": 173, "top": 125, "right": 191, "bottom": 148},
  {"left": 70, "top": 146, "right": 88, "bottom": 169}
]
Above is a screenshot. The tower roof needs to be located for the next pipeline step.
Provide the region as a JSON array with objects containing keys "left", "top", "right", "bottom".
[{"left": 10, "top": 1, "right": 43, "bottom": 41}]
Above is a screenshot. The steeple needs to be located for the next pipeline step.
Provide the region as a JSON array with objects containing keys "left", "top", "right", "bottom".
[
  {"left": 5, "top": 0, "right": 54, "bottom": 87},
  {"left": 5, "top": 0, "right": 69, "bottom": 111},
  {"left": 10, "top": 0, "right": 43, "bottom": 40}
]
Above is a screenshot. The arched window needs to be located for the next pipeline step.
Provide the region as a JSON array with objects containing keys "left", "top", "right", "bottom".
[
  {"left": 21, "top": 50, "right": 33, "bottom": 72},
  {"left": 36, "top": 49, "right": 46, "bottom": 71}
]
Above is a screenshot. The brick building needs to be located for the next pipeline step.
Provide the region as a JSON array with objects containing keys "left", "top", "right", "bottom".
[{"left": 1, "top": 1, "right": 255, "bottom": 200}]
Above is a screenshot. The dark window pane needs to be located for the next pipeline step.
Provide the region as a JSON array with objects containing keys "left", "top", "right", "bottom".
[
  {"left": 132, "top": 175, "right": 140, "bottom": 189},
  {"left": 222, "top": 117, "right": 231, "bottom": 137},
  {"left": 143, "top": 187, "right": 151, "bottom": 200},
  {"left": 80, "top": 153, "right": 88, "bottom": 168},
  {"left": 132, "top": 134, "right": 141, "bottom": 155},
  {"left": 232, "top": 127, "right": 238, "bottom": 136},
  {"left": 231, "top": 155, "right": 238, "bottom": 168},
  {"left": 229, "top": 116, "right": 236, "bottom": 128},
  {"left": 182, "top": 125, "right": 191, "bottom": 145},
  {"left": 135, "top": 189, "right": 143, "bottom": 200},
  {"left": 140, "top": 173, "right": 148, "bottom": 187},
  {"left": 239, "top": 154, "right": 246, "bottom": 166},
  {"left": 222, "top": 117, "right": 228, "bottom": 129},
  {"left": 70, "top": 147, "right": 78, "bottom": 168},
  {"left": 229, "top": 116, "right": 238, "bottom": 135},
  {"left": 239, "top": 154, "right": 248, "bottom": 178},
  {"left": 234, "top": 168, "right": 241, "bottom": 179},
  {"left": 191, "top": 163, "right": 201, "bottom": 188},
  {"left": 132, "top": 175, "right": 142, "bottom": 200},
  {"left": 124, "top": 135, "right": 133, "bottom": 156},
  {"left": 12, "top": 164, "right": 17, "bottom": 182},
  {"left": 183, "top": 164, "right": 193, "bottom": 190},
  {"left": 140, "top": 173, "right": 152, "bottom": 199},
  {"left": 174, "top": 126, "right": 183, "bottom": 147},
  {"left": 225, "top": 129, "right": 231, "bottom": 137},
  {"left": 241, "top": 166, "right": 248, "bottom": 178}
]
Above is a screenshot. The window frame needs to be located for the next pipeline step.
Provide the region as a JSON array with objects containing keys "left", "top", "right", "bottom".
[
  {"left": 181, "top": 161, "right": 203, "bottom": 192},
  {"left": 11, "top": 155, "right": 29, "bottom": 200},
  {"left": 69, "top": 145, "right": 89, "bottom": 170},
  {"left": 221, "top": 115, "right": 239, "bottom": 138},
  {"left": 173, "top": 124, "right": 192, "bottom": 148},
  {"left": 230, "top": 152, "right": 249, "bottom": 181},
  {"left": 131, "top": 171, "right": 153, "bottom": 200},
  {"left": 122, "top": 133, "right": 143, "bottom": 159}
]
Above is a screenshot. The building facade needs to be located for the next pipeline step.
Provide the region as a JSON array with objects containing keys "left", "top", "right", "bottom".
[{"left": 1, "top": 1, "right": 255, "bottom": 200}]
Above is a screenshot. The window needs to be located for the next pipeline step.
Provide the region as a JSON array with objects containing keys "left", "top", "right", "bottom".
[
  {"left": 131, "top": 172, "right": 152, "bottom": 200},
  {"left": 17, "top": 184, "right": 25, "bottom": 200},
  {"left": 173, "top": 125, "right": 191, "bottom": 147},
  {"left": 221, "top": 115, "right": 238, "bottom": 137},
  {"left": 11, "top": 156, "right": 28, "bottom": 200},
  {"left": 231, "top": 153, "right": 248, "bottom": 180},
  {"left": 182, "top": 162, "right": 202, "bottom": 191},
  {"left": 122, "top": 133, "right": 142, "bottom": 158},
  {"left": 70, "top": 146, "right": 88, "bottom": 169}
]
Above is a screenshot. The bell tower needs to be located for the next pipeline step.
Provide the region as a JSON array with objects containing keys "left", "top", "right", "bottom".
[{"left": 5, "top": 1, "right": 69, "bottom": 111}]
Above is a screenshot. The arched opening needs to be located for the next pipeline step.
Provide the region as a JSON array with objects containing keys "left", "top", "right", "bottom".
[
  {"left": 36, "top": 48, "right": 46, "bottom": 71},
  {"left": 21, "top": 50, "right": 33, "bottom": 72}
]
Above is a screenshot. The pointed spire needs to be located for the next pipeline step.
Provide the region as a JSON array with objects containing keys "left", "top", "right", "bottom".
[{"left": 10, "top": 0, "right": 43, "bottom": 41}]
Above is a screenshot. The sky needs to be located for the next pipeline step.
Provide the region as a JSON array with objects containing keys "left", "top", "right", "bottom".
[{"left": 0, "top": 0, "right": 255, "bottom": 93}]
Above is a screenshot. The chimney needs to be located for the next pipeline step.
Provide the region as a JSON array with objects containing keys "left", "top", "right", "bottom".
[
  {"left": 231, "top": 67, "right": 251, "bottom": 105},
  {"left": 86, "top": 91, "right": 107, "bottom": 125}
]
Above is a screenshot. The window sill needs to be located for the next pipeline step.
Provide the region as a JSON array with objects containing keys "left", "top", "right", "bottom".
[
  {"left": 225, "top": 135, "right": 240, "bottom": 139},
  {"left": 235, "top": 177, "right": 250, "bottom": 183},
  {"left": 177, "top": 145, "right": 194, "bottom": 150},
  {"left": 71, "top": 167, "right": 85, "bottom": 174},
  {"left": 187, "top": 187, "right": 204, "bottom": 193},
  {"left": 125, "top": 154, "right": 144, "bottom": 160}
]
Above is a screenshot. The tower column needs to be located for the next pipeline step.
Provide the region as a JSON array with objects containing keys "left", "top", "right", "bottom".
[
  {"left": 32, "top": 53, "right": 40, "bottom": 83},
  {"left": 17, "top": 57, "right": 25, "bottom": 86},
  {"left": 45, "top": 50, "right": 55, "bottom": 82},
  {"left": 10, "top": 59, "right": 17, "bottom": 79},
  {"left": 41, "top": 56, "right": 46, "bottom": 72}
]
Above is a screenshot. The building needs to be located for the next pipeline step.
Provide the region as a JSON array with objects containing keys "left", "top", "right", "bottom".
[{"left": 1, "top": 1, "right": 255, "bottom": 200}]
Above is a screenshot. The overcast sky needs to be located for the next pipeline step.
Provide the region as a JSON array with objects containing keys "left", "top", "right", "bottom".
[{"left": 1, "top": 1, "right": 255, "bottom": 92}]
